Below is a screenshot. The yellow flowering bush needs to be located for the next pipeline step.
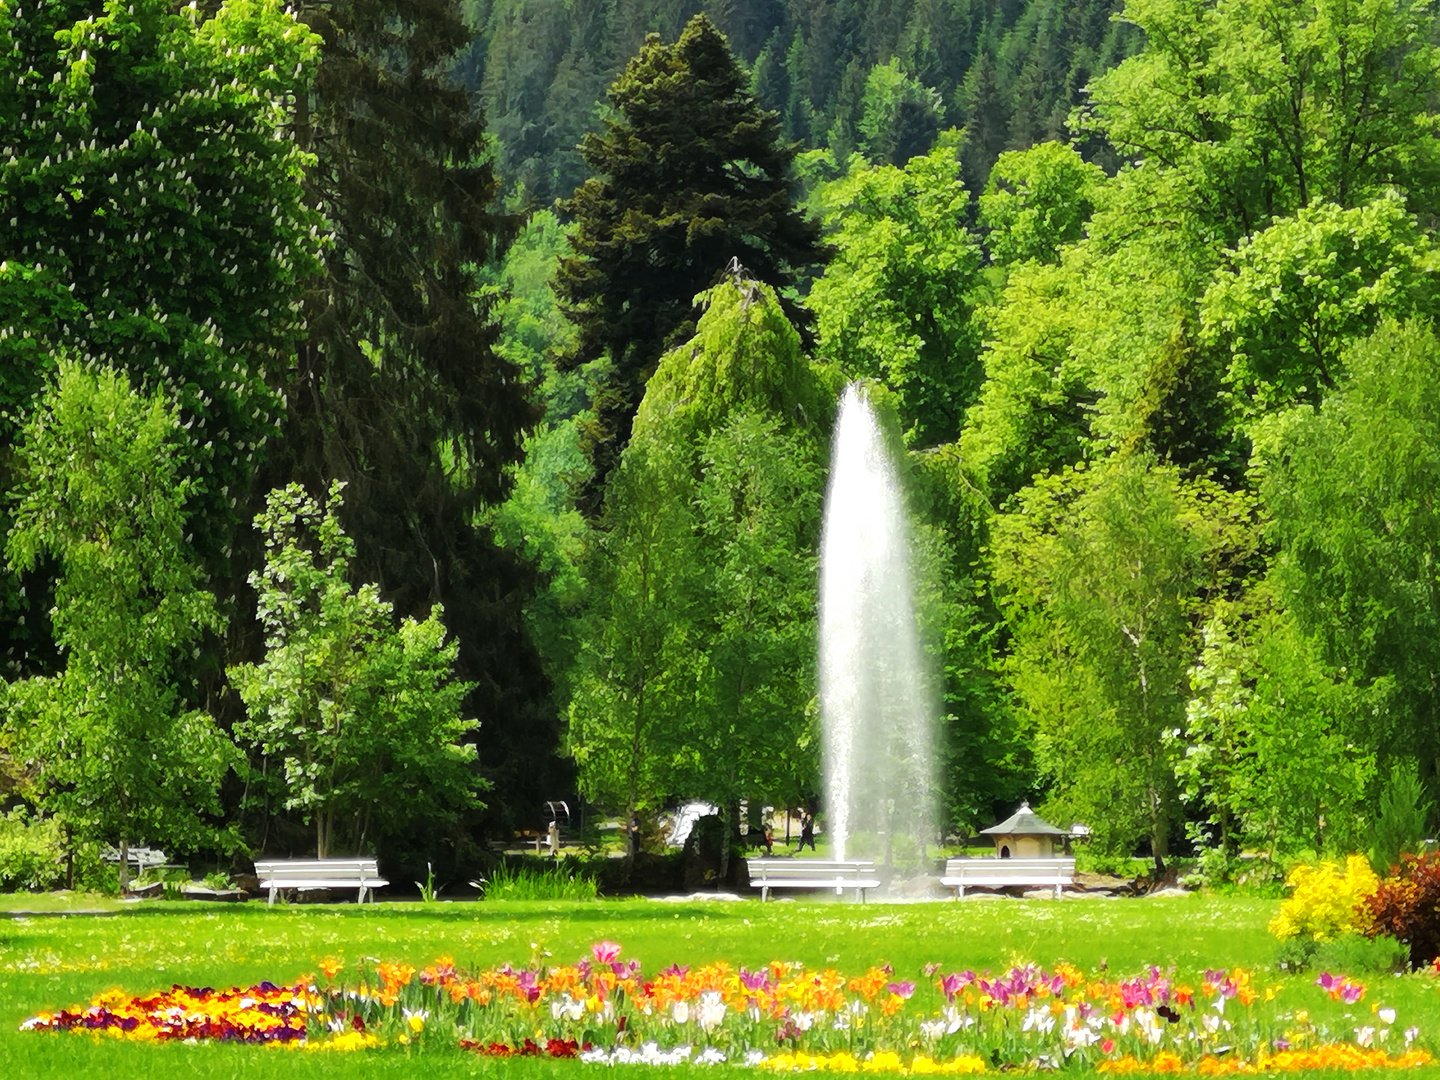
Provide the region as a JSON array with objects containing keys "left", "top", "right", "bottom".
[{"left": 1269, "top": 855, "right": 1379, "bottom": 941}]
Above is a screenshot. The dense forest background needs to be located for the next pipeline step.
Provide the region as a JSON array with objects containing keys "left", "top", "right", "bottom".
[
  {"left": 3, "top": 0, "right": 1439, "bottom": 893},
  {"left": 461, "top": 0, "right": 1137, "bottom": 203}
]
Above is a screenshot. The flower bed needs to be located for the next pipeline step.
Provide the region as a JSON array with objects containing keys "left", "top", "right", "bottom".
[{"left": 20, "top": 941, "right": 1436, "bottom": 1073}]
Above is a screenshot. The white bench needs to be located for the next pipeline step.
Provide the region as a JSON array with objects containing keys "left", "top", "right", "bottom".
[
  {"left": 254, "top": 858, "right": 388, "bottom": 906},
  {"left": 748, "top": 858, "right": 880, "bottom": 902},
  {"left": 941, "top": 856, "right": 1075, "bottom": 899},
  {"left": 102, "top": 845, "right": 170, "bottom": 873}
]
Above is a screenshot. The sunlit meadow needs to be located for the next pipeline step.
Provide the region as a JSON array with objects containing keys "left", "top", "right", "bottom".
[{"left": 3, "top": 894, "right": 1440, "bottom": 1078}]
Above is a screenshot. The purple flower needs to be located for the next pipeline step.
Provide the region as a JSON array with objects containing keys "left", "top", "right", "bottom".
[
  {"left": 740, "top": 969, "right": 773, "bottom": 992},
  {"left": 887, "top": 981, "right": 916, "bottom": 1000},
  {"left": 940, "top": 973, "right": 967, "bottom": 1001}
]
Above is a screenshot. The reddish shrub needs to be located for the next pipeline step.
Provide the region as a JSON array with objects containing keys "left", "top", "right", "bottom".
[{"left": 1362, "top": 852, "right": 1440, "bottom": 967}]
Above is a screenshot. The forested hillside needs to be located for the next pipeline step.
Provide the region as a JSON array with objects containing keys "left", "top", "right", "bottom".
[{"left": 460, "top": 0, "right": 1138, "bottom": 202}]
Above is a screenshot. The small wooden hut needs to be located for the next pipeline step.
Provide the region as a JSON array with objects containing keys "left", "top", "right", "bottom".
[{"left": 980, "top": 802, "right": 1068, "bottom": 859}]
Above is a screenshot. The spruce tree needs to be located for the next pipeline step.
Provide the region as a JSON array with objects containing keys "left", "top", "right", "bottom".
[
  {"left": 258, "top": 0, "right": 556, "bottom": 843},
  {"left": 555, "top": 14, "right": 829, "bottom": 515}
]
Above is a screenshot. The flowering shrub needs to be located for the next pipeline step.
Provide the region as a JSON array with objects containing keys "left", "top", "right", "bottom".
[
  {"left": 20, "top": 941, "right": 1435, "bottom": 1073},
  {"left": 1363, "top": 852, "right": 1440, "bottom": 967},
  {"left": 1269, "top": 856, "right": 1379, "bottom": 942}
]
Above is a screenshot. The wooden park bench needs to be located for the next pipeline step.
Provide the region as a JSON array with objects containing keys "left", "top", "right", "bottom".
[
  {"left": 940, "top": 856, "right": 1076, "bottom": 899},
  {"left": 747, "top": 858, "right": 880, "bottom": 902},
  {"left": 254, "top": 858, "right": 388, "bottom": 906}
]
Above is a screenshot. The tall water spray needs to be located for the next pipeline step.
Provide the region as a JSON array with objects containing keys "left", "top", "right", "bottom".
[{"left": 819, "top": 384, "right": 937, "bottom": 865}]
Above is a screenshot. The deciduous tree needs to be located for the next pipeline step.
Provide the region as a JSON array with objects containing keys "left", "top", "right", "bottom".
[
  {"left": 992, "top": 456, "right": 1254, "bottom": 867},
  {"left": 568, "top": 273, "right": 835, "bottom": 863},
  {"left": 5, "top": 363, "right": 238, "bottom": 888},
  {"left": 229, "top": 483, "right": 483, "bottom": 858},
  {"left": 809, "top": 133, "right": 982, "bottom": 448},
  {"left": 0, "top": 0, "right": 322, "bottom": 675},
  {"left": 1256, "top": 320, "right": 1440, "bottom": 780}
]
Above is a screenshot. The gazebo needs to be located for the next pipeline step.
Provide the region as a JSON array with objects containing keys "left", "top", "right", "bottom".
[{"left": 979, "top": 801, "right": 1068, "bottom": 859}]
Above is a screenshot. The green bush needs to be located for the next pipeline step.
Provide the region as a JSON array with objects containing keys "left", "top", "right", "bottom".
[
  {"left": 1074, "top": 850, "right": 1148, "bottom": 878},
  {"left": 0, "top": 811, "right": 65, "bottom": 891},
  {"left": 1275, "top": 931, "right": 1409, "bottom": 974},
  {"left": 1180, "top": 847, "right": 1240, "bottom": 889},
  {"left": 479, "top": 860, "right": 599, "bottom": 901}
]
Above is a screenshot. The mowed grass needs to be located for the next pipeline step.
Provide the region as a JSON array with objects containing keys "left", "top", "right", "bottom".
[{"left": 1, "top": 894, "right": 1436, "bottom": 1079}]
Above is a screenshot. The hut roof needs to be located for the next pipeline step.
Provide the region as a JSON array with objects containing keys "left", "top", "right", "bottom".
[{"left": 979, "top": 801, "right": 1068, "bottom": 836}]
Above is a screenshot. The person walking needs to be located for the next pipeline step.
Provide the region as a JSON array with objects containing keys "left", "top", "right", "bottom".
[{"left": 797, "top": 811, "right": 816, "bottom": 852}]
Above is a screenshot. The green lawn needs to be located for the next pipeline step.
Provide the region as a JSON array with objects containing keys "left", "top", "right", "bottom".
[{"left": 1, "top": 893, "right": 1436, "bottom": 1078}]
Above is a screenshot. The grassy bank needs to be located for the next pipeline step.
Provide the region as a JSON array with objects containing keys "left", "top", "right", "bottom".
[{"left": 1, "top": 894, "right": 1435, "bottom": 1078}]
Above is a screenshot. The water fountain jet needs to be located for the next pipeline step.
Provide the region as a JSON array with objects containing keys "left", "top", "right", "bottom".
[{"left": 818, "top": 384, "right": 937, "bottom": 867}]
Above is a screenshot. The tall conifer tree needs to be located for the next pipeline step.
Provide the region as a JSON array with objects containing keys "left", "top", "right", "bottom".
[
  {"left": 259, "top": 0, "right": 555, "bottom": 842},
  {"left": 555, "top": 14, "right": 829, "bottom": 515}
]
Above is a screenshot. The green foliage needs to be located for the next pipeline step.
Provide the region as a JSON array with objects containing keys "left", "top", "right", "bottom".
[
  {"left": 0, "top": 809, "right": 64, "bottom": 892},
  {"left": 979, "top": 142, "right": 1107, "bottom": 268},
  {"left": 0, "top": 0, "right": 322, "bottom": 682},
  {"left": 566, "top": 435, "right": 700, "bottom": 851},
  {"left": 856, "top": 60, "right": 945, "bottom": 165},
  {"left": 281, "top": 0, "right": 550, "bottom": 839},
  {"left": 487, "top": 210, "right": 582, "bottom": 414},
  {"left": 1367, "top": 763, "right": 1435, "bottom": 877},
  {"left": 1178, "top": 601, "right": 1377, "bottom": 859},
  {"left": 1257, "top": 321, "right": 1440, "bottom": 775},
  {"left": 677, "top": 410, "right": 823, "bottom": 809},
  {"left": 1080, "top": 0, "right": 1440, "bottom": 239},
  {"left": 635, "top": 275, "right": 839, "bottom": 444},
  {"left": 569, "top": 275, "right": 833, "bottom": 858},
  {"left": 0, "top": 0, "right": 321, "bottom": 447},
  {"left": 229, "top": 483, "right": 483, "bottom": 858},
  {"left": 1203, "top": 196, "right": 1440, "bottom": 416},
  {"left": 959, "top": 257, "right": 1093, "bottom": 499},
  {"left": 809, "top": 133, "right": 982, "bottom": 447},
  {"left": 1275, "top": 932, "right": 1410, "bottom": 976},
  {"left": 5, "top": 363, "right": 237, "bottom": 869},
  {"left": 555, "top": 14, "right": 828, "bottom": 514},
  {"left": 470, "top": 1, "right": 1138, "bottom": 206}
]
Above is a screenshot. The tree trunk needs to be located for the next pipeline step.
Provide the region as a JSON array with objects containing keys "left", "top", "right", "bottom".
[
  {"left": 317, "top": 811, "right": 331, "bottom": 859},
  {"left": 1150, "top": 809, "right": 1168, "bottom": 877},
  {"left": 118, "top": 837, "right": 130, "bottom": 894},
  {"left": 717, "top": 801, "right": 736, "bottom": 889},
  {"left": 624, "top": 682, "right": 647, "bottom": 866}
]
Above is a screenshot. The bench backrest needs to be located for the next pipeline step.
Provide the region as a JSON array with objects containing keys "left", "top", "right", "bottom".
[
  {"left": 255, "top": 858, "right": 381, "bottom": 883},
  {"left": 944, "top": 857, "right": 1074, "bottom": 879},
  {"left": 749, "top": 859, "right": 877, "bottom": 882}
]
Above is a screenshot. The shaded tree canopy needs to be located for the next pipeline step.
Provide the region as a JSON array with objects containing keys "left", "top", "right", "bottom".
[
  {"left": 259, "top": 0, "right": 559, "bottom": 838},
  {"left": 554, "top": 14, "right": 829, "bottom": 515}
]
